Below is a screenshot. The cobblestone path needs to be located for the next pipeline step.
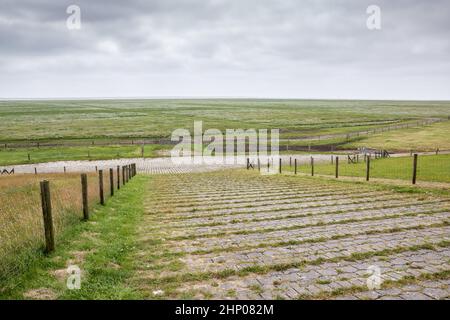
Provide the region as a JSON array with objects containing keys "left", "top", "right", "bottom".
[{"left": 132, "top": 170, "right": 450, "bottom": 300}]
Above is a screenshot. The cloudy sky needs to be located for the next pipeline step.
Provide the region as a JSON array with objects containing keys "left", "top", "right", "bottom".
[{"left": 0, "top": 0, "right": 449, "bottom": 100}]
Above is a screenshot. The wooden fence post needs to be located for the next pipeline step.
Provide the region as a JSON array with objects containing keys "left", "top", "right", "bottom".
[
  {"left": 109, "top": 168, "right": 114, "bottom": 196},
  {"left": 98, "top": 170, "right": 105, "bottom": 205},
  {"left": 257, "top": 158, "right": 260, "bottom": 171},
  {"left": 40, "top": 180, "right": 55, "bottom": 253},
  {"left": 81, "top": 174, "right": 89, "bottom": 220},
  {"left": 311, "top": 157, "right": 314, "bottom": 176},
  {"left": 335, "top": 156, "right": 339, "bottom": 178},
  {"left": 34, "top": 167, "right": 37, "bottom": 175},
  {"left": 366, "top": 156, "right": 370, "bottom": 181},
  {"left": 412, "top": 154, "right": 418, "bottom": 185},
  {"left": 267, "top": 158, "right": 270, "bottom": 172},
  {"left": 122, "top": 166, "right": 126, "bottom": 185},
  {"left": 279, "top": 158, "right": 282, "bottom": 174},
  {"left": 247, "top": 158, "right": 250, "bottom": 170},
  {"left": 294, "top": 159, "right": 297, "bottom": 175},
  {"left": 117, "top": 166, "right": 120, "bottom": 190}
]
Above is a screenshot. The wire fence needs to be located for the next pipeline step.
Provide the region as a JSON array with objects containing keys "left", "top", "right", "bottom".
[
  {"left": 0, "top": 165, "right": 136, "bottom": 283},
  {"left": 253, "top": 154, "right": 450, "bottom": 184}
]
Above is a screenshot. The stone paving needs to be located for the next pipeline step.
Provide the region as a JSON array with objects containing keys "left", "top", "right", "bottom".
[{"left": 134, "top": 170, "right": 450, "bottom": 300}]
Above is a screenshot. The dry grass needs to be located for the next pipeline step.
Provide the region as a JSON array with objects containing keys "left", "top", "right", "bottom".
[{"left": 0, "top": 172, "right": 113, "bottom": 281}]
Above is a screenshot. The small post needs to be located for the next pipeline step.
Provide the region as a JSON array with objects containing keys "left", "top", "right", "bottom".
[
  {"left": 95, "top": 166, "right": 98, "bottom": 172},
  {"left": 257, "top": 158, "right": 260, "bottom": 171},
  {"left": 40, "top": 180, "right": 55, "bottom": 253},
  {"left": 294, "top": 159, "right": 297, "bottom": 175},
  {"left": 247, "top": 158, "right": 250, "bottom": 170},
  {"left": 122, "top": 166, "right": 125, "bottom": 185},
  {"left": 28, "top": 153, "right": 31, "bottom": 161},
  {"left": 412, "top": 154, "right": 418, "bottom": 185},
  {"left": 366, "top": 156, "right": 370, "bottom": 181},
  {"left": 289, "top": 157, "right": 292, "bottom": 167},
  {"left": 64, "top": 166, "right": 66, "bottom": 174},
  {"left": 109, "top": 168, "right": 114, "bottom": 196},
  {"left": 98, "top": 170, "right": 105, "bottom": 205},
  {"left": 335, "top": 156, "right": 339, "bottom": 178},
  {"left": 279, "top": 158, "right": 282, "bottom": 174},
  {"left": 267, "top": 158, "right": 270, "bottom": 172},
  {"left": 81, "top": 174, "right": 89, "bottom": 220},
  {"left": 311, "top": 157, "right": 314, "bottom": 176},
  {"left": 34, "top": 167, "right": 37, "bottom": 175},
  {"left": 117, "top": 166, "right": 120, "bottom": 190}
]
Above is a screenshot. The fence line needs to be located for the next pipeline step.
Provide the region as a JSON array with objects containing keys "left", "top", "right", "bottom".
[{"left": 247, "top": 154, "right": 449, "bottom": 185}]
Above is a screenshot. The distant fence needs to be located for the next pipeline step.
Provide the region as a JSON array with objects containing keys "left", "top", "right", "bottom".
[{"left": 0, "top": 163, "right": 136, "bottom": 281}]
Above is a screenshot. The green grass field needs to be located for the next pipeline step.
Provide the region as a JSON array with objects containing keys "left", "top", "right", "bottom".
[
  {"left": 0, "top": 145, "right": 169, "bottom": 166},
  {"left": 1, "top": 99, "right": 449, "bottom": 164},
  {"left": 1, "top": 99, "right": 449, "bottom": 142},
  {"left": 287, "top": 154, "right": 450, "bottom": 183}
]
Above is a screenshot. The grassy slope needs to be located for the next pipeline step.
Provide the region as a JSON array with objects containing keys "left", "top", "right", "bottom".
[
  {"left": 0, "top": 175, "right": 147, "bottom": 300},
  {"left": 287, "top": 154, "right": 450, "bottom": 183},
  {"left": 343, "top": 120, "right": 450, "bottom": 152}
]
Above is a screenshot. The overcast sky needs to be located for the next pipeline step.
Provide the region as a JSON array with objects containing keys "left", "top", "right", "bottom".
[{"left": 0, "top": 0, "right": 449, "bottom": 100}]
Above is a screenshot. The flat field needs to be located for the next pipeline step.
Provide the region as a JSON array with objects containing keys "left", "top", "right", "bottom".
[{"left": 1, "top": 99, "right": 450, "bottom": 165}]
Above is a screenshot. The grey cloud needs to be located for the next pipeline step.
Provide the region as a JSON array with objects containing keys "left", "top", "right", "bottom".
[{"left": 0, "top": 0, "right": 449, "bottom": 99}]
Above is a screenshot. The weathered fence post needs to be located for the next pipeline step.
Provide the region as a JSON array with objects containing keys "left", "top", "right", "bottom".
[
  {"left": 109, "top": 168, "right": 114, "bottom": 196},
  {"left": 366, "top": 156, "right": 370, "bottom": 181},
  {"left": 34, "top": 167, "right": 37, "bottom": 175},
  {"left": 81, "top": 174, "right": 89, "bottom": 220},
  {"left": 122, "top": 166, "right": 126, "bottom": 185},
  {"left": 257, "top": 158, "right": 260, "bottom": 171},
  {"left": 335, "top": 156, "right": 339, "bottom": 178},
  {"left": 311, "top": 157, "right": 314, "bottom": 176},
  {"left": 117, "top": 166, "right": 120, "bottom": 190},
  {"left": 98, "top": 170, "right": 105, "bottom": 205},
  {"left": 279, "top": 158, "right": 282, "bottom": 174},
  {"left": 267, "top": 158, "right": 270, "bottom": 172},
  {"left": 294, "top": 159, "right": 297, "bottom": 175},
  {"left": 246, "top": 158, "right": 250, "bottom": 170},
  {"left": 412, "top": 154, "right": 418, "bottom": 185},
  {"left": 40, "top": 180, "right": 55, "bottom": 253}
]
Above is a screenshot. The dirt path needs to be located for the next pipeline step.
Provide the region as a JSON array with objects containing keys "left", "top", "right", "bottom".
[{"left": 131, "top": 170, "right": 450, "bottom": 300}]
